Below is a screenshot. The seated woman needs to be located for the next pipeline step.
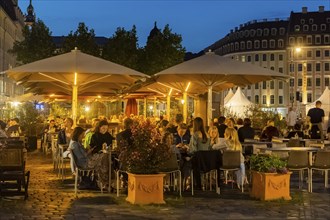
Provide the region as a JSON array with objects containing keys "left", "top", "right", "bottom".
[
  {"left": 89, "top": 120, "right": 115, "bottom": 154},
  {"left": 69, "top": 127, "right": 109, "bottom": 189},
  {"left": 224, "top": 127, "right": 246, "bottom": 189},
  {"left": 189, "top": 117, "right": 210, "bottom": 153},
  {"left": 208, "top": 126, "right": 226, "bottom": 150},
  {"left": 286, "top": 123, "right": 304, "bottom": 139},
  {"left": 260, "top": 119, "right": 280, "bottom": 141}
]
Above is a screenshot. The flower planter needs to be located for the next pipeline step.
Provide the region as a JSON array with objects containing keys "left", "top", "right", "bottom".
[
  {"left": 126, "top": 173, "right": 166, "bottom": 205},
  {"left": 250, "top": 171, "right": 292, "bottom": 201}
]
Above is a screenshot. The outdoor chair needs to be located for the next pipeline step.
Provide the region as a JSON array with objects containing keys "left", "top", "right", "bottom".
[
  {"left": 58, "top": 144, "right": 70, "bottom": 180},
  {"left": 70, "top": 149, "right": 103, "bottom": 197},
  {"left": 271, "top": 142, "right": 288, "bottom": 159},
  {"left": 287, "top": 151, "right": 309, "bottom": 190},
  {"left": 309, "top": 151, "right": 330, "bottom": 192},
  {"left": 287, "top": 138, "right": 301, "bottom": 147},
  {"left": 220, "top": 150, "right": 244, "bottom": 193},
  {"left": 0, "top": 147, "right": 30, "bottom": 200},
  {"left": 252, "top": 144, "right": 268, "bottom": 154},
  {"left": 159, "top": 151, "right": 182, "bottom": 197}
]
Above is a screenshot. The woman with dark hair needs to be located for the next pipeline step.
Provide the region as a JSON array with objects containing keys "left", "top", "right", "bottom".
[
  {"left": 69, "top": 127, "right": 109, "bottom": 189},
  {"left": 189, "top": 117, "right": 210, "bottom": 153},
  {"left": 237, "top": 118, "right": 255, "bottom": 143},
  {"left": 89, "top": 120, "right": 115, "bottom": 154}
]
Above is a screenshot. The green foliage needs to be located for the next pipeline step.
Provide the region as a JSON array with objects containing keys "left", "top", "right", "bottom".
[
  {"left": 118, "top": 119, "right": 171, "bottom": 174},
  {"left": 250, "top": 154, "right": 287, "bottom": 173},
  {"left": 16, "top": 102, "right": 40, "bottom": 136},
  {"left": 138, "top": 24, "right": 186, "bottom": 75},
  {"left": 9, "top": 19, "right": 56, "bottom": 64},
  {"left": 50, "top": 103, "right": 69, "bottom": 118},
  {"left": 61, "top": 22, "right": 99, "bottom": 56},
  {"left": 102, "top": 26, "right": 139, "bottom": 70}
]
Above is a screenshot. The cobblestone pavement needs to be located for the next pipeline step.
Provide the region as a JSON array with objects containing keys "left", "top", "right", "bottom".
[{"left": 0, "top": 151, "right": 329, "bottom": 220}]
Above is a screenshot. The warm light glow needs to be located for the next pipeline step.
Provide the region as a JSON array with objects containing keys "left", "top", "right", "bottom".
[
  {"left": 185, "top": 82, "right": 191, "bottom": 92},
  {"left": 97, "top": 95, "right": 101, "bottom": 99},
  {"left": 87, "top": 100, "right": 90, "bottom": 103},
  {"left": 74, "top": 72, "right": 77, "bottom": 85},
  {"left": 168, "top": 88, "right": 173, "bottom": 96},
  {"left": 295, "top": 47, "right": 301, "bottom": 53},
  {"left": 181, "top": 99, "right": 185, "bottom": 104},
  {"left": 50, "top": 94, "right": 55, "bottom": 97},
  {"left": 85, "top": 106, "right": 90, "bottom": 112},
  {"left": 149, "top": 105, "right": 153, "bottom": 110},
  {"left": 12, "top": 101, "right": 20, "bottom": 107}
]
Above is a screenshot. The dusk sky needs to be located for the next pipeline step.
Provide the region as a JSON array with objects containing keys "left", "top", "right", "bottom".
[{"left": 18, "top": 0, "right": 330, "bottom": 53}]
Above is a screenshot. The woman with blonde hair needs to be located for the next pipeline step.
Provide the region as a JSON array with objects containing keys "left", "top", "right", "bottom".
[
  {"left": 224, "top": 127, "right": 246, "bottom": 189},
  {"left": 208, "top": 126, "right": 226, "bottom": 150}
]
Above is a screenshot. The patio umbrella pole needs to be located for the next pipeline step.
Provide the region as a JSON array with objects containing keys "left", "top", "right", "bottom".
[
  {"left": 72, "top": 84, "right": 78, "bottom": 125},
  {"left": 166, "top": 94, "right": 171, "bottom": 121},
  {"left": 144, "top": 97, "right": 147, "bottom": 118},
  {"left": 183, "top": 92, "right": 188, "bottom": 123},
  {"left": 207, "top": 86, "right": 213, "bottom": 127}
]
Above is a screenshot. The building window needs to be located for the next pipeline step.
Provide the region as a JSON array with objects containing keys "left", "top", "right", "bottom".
[
  {"left": 241, "top": 55, "right": 246, "bottom": 62},
  {"left": 244, "top": 30, "right": 249, "bottom": 37},
  {"left": 325, "top": 35, "right": 330, "bottom": 44},
  {"left": 240, "top": 41, "right": 245, "bottom": 50},
  {"left": 247, "top": 55, "right": 252, "bottom": 62},
  {"left": 254, "top": 40, "right": 260, "bottom": 49},
  {"left": 270, "top": 40, "right": 275, "bottom": 48},
  {"left": 279, "top": 96, "right": 283, "bottom": 104},
  {"left": 325, "top": 63, "right": 329, "bottom": 71},
  {"left": 279, "top": 54, "right": 283, "bottom": 61},
  {"left": 307, "top": 51, "right": 312, "bottom": 58},
  {"left": 262, "top": 81, "right": 267, "bottom": 89},
  {"left": 278, "top": 81, "right": 283, "bottom": 89},
  {"left": 309, "top": 19, "right": 314, "bottom": 24},
  {"left": 303, "top": 25, "right": 309, "bottom": 31},
  {"left": 290, "top": 79, "right": 294, "bottom": 87},
  {"left": 279, "top": 67, "right": 283, "bottom": 73},
  {"left": 262, "top": 54, "right": 267, "bottom": 61},
  {"left": 325, "top": 50, "right": 329, "bottom": 57},
  {"left": 297, "top": 37, "right": 303, "bottom": 44},
  {"left": 315, "top": 36, "right": 321, "bottom": 44},
  {"left": 231, "top": 43, "right": 234, "bottom": 51},
  {"left": 307, "top": 78, "right": 311, "bottom": 87},
  {"left": 262, "top": 95, "right": 267, "bottom": 104},
  {"left": 298, "top": 78, "right": 302, "bottom": 86},
  {"left": 294, "top": 25, "right": 300, "bottom": 31},
  {"left": 270, "top": 54, "right": 275, "bottom": 61},
  {"left": 307, "top": 93, "right": 312, "bottom": 103},
  {"left": 307, "top": 36, "right": 312, "bottom": 44},
  {"left": 247, "top": 85, "right": 251, "bottom": 89},
  {"left": 270, "top": 81, "right": 274, "bottom": 89},
  {"left": 271, "top": 28, "right": 277, "bottom": 35},
  {"left": 321, "top": 24, "right": 326, "bottom": 31},
  {"left": 327, "top": 18, "right": 330, "bottom": 23},
  {"left": 279, "top": 28, "right": 285, "bottom": 35},
  {"left": 270, "top": 66, "right": 275, "bottom": 70},
  {"left": 255, "top": 83, "right": 259, "bottom": 89},
  {"left": 262, "top": 40, "right": 267, "bottom": 48},
  {"left": 290, "top": 63, "right": 294, "bottom": 72},
  {"left": 255, "top": 95, "right": 259, "bottom": 104},
  {"left": 278, "top": 39, "right": 284, "bottom": 48},
  {"left": 316, "top": 50, "right": 321, "bottom": 57},
  {"left": 247, "top": 41, "right": 252, "bottom": 49},
  {"left": 257, "top": 29, "right": 262, "bottom": 36},
  {"left": 255, "top": 54, "right": 259, "bottom": 61},
  {"left": 300, "top": 19, "right": 305, "bottom": 24},
  {"left": 298, "top": 64, "right": 302, "bottom": 71},
  {"left": 270, "top": 95, "right": 275, "bottom": 104},
  {"left": 325, "top": 78, "right": 329, "bottom": 86},
  {"left": 307, "top": 63, "right": 312, "bottom": 72},
  {"left": 312, "top": 24, "right": 317, "bottom": 31},
  {"left": 250, "top": 29, "right": 256, "bottom": 37},
  {"left": 289, "top": 37, "right": 295, "bottom": 45},
  {"left": 235, "top": 42, "right": 239, "bottom": 50},
  {"left": 316, "top": 78, "right": 321, "bottom": 86},
  {"left": 264, "top": 28, "right": 269, "bottom": 36},
  {"left": 316, "top": 63, "right": 321, "bottom": 72}
]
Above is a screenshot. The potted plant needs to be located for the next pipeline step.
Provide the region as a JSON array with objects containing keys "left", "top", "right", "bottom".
[
  {"left": 250, "top": 154, "right": 292, "bottom": 201},
  {"left": 117, "top": 119, "right": 172, "bottom": 205}
]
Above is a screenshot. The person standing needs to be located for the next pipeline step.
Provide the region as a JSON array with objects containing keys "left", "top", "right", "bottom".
[
  {"left": 287, "top": 107, "right": 297, "bottom": 131},
  {"left": 307, "top": 100, "right": 325, "bottom": 141}
]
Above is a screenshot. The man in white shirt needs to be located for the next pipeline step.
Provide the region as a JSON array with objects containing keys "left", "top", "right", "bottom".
[{"left": 287, "top": 107, "right": 297, "bottom": 131}]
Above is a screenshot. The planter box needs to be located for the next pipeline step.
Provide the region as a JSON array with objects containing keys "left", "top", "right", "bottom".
[
  {"left": 250, "top": 171, "right": 292, "bottom": 201},
  {"left": 126, "top": 173, "right": 166, "bottom": 205}
]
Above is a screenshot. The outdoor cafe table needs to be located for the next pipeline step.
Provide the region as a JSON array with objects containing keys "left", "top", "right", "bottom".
[{"left": 258, "top": 147, "right": 321, "bottom": 165}]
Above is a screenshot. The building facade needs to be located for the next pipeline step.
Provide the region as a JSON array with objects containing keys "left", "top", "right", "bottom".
[{"left": 206, "top": 6, "right": 330, "bottom": 116}]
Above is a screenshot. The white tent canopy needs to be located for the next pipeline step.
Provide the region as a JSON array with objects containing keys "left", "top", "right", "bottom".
[
  {"left": 224, "top": 87, "right": 253, "bottom": 117},
  {"left": 224, "top": 88, "right": 234, "bottom": 105},
  {"left": 306, "top": 86, "right": 330, "bottom": 130}
]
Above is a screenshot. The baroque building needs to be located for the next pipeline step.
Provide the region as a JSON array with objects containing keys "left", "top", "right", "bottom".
[
  {"left": 0, "top": 0, "right": 25, "bottom": 102},
  {"left": 206, "top": 6, "right": 330, "bottom": 116}
]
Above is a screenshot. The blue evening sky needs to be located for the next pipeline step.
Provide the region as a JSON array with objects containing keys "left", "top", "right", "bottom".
[{"left": 18, "top": 0, "right": 330, "bottom": 53}]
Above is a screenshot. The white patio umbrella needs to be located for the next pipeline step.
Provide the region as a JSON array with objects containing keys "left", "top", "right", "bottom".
[
  {"left": 4, "top": 48, "right": 148, "bottom": 123},
  {"left": 155, "top": 51, "right": 289, "bottom": 125}
]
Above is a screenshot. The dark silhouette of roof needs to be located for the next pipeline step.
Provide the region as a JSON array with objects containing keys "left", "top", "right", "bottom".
[
  {"left": 147, "top": 22, "right": 161, "bottom": 42},
  {"left": 0, "top": 0, "right": 17, "bottom": 20}
]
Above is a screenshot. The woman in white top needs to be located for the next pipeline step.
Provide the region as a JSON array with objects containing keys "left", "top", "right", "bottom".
[
  {"left": 224, "top": 127, "right": 246, "bottom": 188},
  {"left": 208, "top": 126, "right": 226, "bottom": 150}
]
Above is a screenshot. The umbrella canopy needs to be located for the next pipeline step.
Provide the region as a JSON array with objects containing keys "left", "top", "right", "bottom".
[
  {"left": 155, "top": 51, "right": 289, "bottom": 125},
  {"left": 4, "top": 48, "right": 148, "bottom": 122}
]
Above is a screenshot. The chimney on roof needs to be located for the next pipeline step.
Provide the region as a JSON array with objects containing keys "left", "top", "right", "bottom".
[
  {"left": 302, "top": 7, "right": 308, "bottom": 13},
  {"left": 319, "top": 6, "right": 324, "bottom": 12},
  {"left": 230, "top": 29, "right": 233, "bottom": 33},
  {"left": 235, "top": 27, "right": 238, "bottom": 31},
  {"left": 239, "top": 24, "right": 243, "bottom": 28}
]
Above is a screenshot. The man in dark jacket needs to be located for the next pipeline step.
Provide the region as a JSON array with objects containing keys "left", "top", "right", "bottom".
[{"left": 217, "top": 116, "right": 227, "bottom": 138}]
